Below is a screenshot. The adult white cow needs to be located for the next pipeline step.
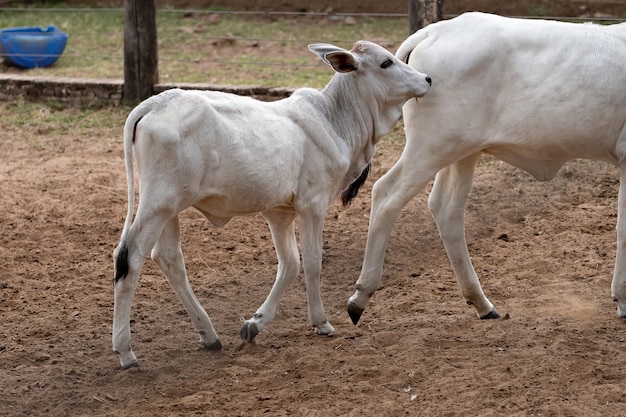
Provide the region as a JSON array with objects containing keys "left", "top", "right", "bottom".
[
  {"left": 112, "top": 40, "right": 431, "bottom": 369},
  {"left": 348, "top": 12, "right": 626, "bottom": 324}
]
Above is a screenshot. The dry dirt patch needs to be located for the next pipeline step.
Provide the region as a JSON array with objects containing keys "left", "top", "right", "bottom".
[{"left": 1, "top": 102, "right": 625, "bottom": 416}]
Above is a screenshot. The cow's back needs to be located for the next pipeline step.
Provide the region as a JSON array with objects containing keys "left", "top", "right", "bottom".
[{"left": 403, "top": 12, "right": 626, "bottom": 168}]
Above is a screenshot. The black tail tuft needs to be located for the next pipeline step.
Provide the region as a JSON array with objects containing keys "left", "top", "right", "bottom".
[
  {"left": 341, "top": 163, "right": 370, "bottom": 206},
  {"left": 114, "top": 241, "right": 129, "bottom": 283}
]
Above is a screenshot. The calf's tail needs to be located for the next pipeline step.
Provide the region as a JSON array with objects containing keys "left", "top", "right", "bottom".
[
  {"left": 341, "top": 163, "right": 370, "bottom": 206},
  {"left": 114, "top": 243, "right": 129, "bottom": 283},
  {"left": 114, "top": 98, "right": 155, "bottom": 283}
]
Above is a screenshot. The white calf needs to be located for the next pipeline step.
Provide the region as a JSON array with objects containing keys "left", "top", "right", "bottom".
[
  {"left": 348, "top": 12, "right": 626, "bottom": 324},
  {"left": 112, "top": 40, "right": 431, "bottom": 368}
]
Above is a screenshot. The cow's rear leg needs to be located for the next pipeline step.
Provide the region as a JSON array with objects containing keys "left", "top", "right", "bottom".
[
  {"left": 428, "top": 154, "right": 498, "bottom": 319},
  {"left": 152, "top": 217, "right": 222, "bottom": 349},
  {"left": 240, "top": 210, "right": 300, "bottom": 342}
]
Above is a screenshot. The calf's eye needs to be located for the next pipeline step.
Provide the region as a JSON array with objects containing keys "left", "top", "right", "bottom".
[{"left": 380, "top": 59, "right": 393, "bottom": 69}]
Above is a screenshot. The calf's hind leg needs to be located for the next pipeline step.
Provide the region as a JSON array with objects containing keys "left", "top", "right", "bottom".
[
  {"left": 113, "top": 244, "right": 144, "bottom": 369},
  {"left": 113, "top": 213, "right": 170, "bottom": 369},
  {"left": 152, "top": 217, "right": 222, "bottom": 350}
]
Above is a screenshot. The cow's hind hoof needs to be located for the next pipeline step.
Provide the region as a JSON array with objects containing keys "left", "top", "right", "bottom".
[
  {"left": 347, "top": 302, "right": 364, "bottom": 325},
  {"left": 614, "top": 297, "right": 626, "bottom": 318},
  {"left": 480, "top": 309, "right": 501, "bottom": 320},
  {"left": 239, "top": 321, "right": 259, "bottom": 342}
]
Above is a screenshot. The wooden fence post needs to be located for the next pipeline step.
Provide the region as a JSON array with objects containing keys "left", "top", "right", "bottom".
[
  {"left": 408, "top": 0, "right": 444, "bottom": 34},
  {"left": 124, "top": 0, "right": 158, "bottom": 102}
]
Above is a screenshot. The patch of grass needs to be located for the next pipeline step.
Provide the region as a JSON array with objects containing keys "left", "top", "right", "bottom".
[
  {"left": 0, "top": 5, "right": 409, "bottom": 88},
  {"left": 529, "top": 0, "right": 555, "bottom": 17},
  {"left": 0, "top": 98, "right": 128, "bottom": 134},
  {"left": 156, "top": 12, "right": 409, "bottom": 88}
]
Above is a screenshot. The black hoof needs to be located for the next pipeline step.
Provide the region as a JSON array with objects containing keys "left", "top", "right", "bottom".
[
  {"left": 239, "top": 322, "right": 259, "bottom": 342},
  {"left": 347, "top": 302, "right": 364, "bottom": 325},
  {"left": 204, "top": 339, "right": 223, "bottom": 351},
  {"left": 480, "top": 309, "right": 501, "bottom": 320}
]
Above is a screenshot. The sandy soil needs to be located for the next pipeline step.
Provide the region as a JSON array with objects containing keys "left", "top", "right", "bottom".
[
  {"left": 1, "top": 94, "right": 625, "bottom": 416},
  {"left": 1, "top": 4, "right": 626, "bottom": 413}
]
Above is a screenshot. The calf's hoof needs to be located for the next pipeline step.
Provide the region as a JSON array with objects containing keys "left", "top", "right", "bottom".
[
  {"left": 314, "top": 321, "right": 335, "bottom": 336},
  {"left": 347, "top": 302, "right": 364, "bottom": 325}
]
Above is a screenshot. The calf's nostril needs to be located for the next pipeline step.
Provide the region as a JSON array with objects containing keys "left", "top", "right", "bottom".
[{"left": 425, "top": 76, "right": 432, "bottom": 86}]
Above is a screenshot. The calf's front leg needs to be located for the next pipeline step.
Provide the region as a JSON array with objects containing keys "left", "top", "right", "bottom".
[
  {"left": 299, "top": 209, "right": 334, "bottom": 335},
  {"left": 240, "top": 210, "right": 300, "bottom": 341},
  {"left": 240, "top": 208, "right": 333, "bottom": 338}
]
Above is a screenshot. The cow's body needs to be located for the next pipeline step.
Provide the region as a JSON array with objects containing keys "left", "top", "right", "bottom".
[
  {"left": 348, "top": 13, "right": 626, "bottom": 323},
  {"left": 112, "top": 40, "right": 431, "bottom": 369}
]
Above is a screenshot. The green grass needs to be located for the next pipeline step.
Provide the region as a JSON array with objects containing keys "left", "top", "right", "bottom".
[
  {"left": 0, "top": 5, "right": 411, "bottom": 148},
  {"left": 0, "top": 98, "right": 407, "bottom": 153},
  {"left": 0, "top": 5, "right": 410, "bottom": 88},
  {"left": 1, "top": 4, "right": 624, "bottom": 88},
  {"left": 0, "top": 97, "right": 128, "bottom": 131}
]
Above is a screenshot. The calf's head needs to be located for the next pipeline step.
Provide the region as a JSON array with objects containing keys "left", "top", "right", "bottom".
[{"left": 308, "top": 40, "right": 431, "bottom": 106}]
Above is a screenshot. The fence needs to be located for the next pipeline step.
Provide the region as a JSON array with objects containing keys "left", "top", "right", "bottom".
[{"left": 0, "top": 6, "right": 624, "bottom": 106}]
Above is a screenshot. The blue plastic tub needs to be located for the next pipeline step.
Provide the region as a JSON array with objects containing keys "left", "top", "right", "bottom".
[{"left": 0, "top": 25, "right": 68, "bottom": 69}]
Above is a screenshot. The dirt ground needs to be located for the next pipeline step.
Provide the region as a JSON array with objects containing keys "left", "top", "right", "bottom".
[
  {"left": 1, "top": 92, "right": 625, "bottom": 417},
  {"left": 1, "top": 3, "right": 626, "bottom": 413}
]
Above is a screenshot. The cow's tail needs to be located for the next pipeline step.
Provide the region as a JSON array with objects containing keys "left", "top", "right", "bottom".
[
  {"left": 114, "top": 98, "right": 155, "bottom": 283},
  {"left": 395, "top": 28, "right": 430, "bottom": 64}
]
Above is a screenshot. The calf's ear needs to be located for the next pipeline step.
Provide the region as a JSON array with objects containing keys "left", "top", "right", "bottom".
[
  {"left": 324, "top": 51, "right": 358, "bottom": 73},
  {"left": 308, "top": 43, "right": 358, "bottom": 73}
]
